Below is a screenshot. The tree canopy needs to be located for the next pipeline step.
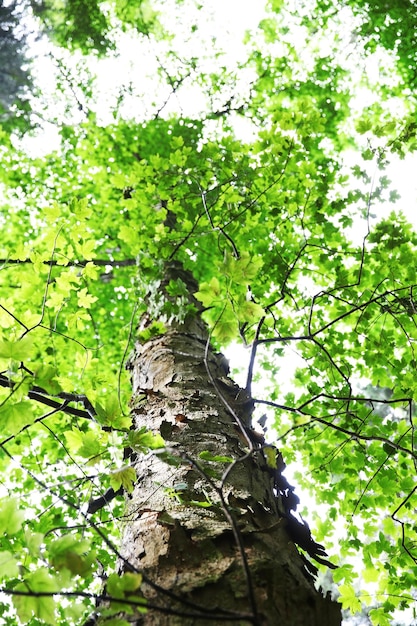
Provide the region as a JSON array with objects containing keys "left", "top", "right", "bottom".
[{"left": 0, "top": 0, "right": 417, "bottom": 624}]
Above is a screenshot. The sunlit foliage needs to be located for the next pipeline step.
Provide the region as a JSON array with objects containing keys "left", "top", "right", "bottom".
[{"left": 0, "top": 0, "right": 417, "bottom": 623}]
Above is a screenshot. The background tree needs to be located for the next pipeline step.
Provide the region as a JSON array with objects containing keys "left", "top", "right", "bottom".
[
  {"left": 0, "top": 0, "right": 34, "bottom": 131},
  {"left": 0, "top": 0, "right": 416, "bottom": 624}
]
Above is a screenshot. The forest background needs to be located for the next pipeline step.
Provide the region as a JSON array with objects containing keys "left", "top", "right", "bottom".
[{"left": 1, "top": 0, "right": 417, "bottom": 624}]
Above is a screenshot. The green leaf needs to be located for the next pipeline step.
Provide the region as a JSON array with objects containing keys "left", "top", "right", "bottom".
[
  {"left": 0, "top": 551, "right": 19, "bottom": 579},
  {"left": 34, "top": 365, "right": 62, "bottom": 395},
  {"left": 338, "top": 583, "right": 362, "bottom": 614},
  {"left": 109, "top": 466, "right": 136, "bottom": 493},
  {"left": 65, "top": 428, "right": 102, "bottom": 458},
  {"left": 330, "top": 563, "right": 357, "bottom": 584},
  {"left": 118, "top": 224, "right": 140, "bottom": 251},
  {"left": 64, "top": 428, "right": 83, "bottom": 452},
  {"left": 362, "top": 566, "right": 380, "bottom": 583},
  {"left": 94, "top": 394, "right": 131, "bottom": 429},
  {"left": 0, "top": 498, "right": 25, "bottom": 535},
  {"left": 264, "top": 446, "right": 278, "bottom": 469},
  {"left": 106, "top": 572, "right": 143, "bottom": 599},
  {"left": 24, "top": 530, "right": 44, "bottom": 556},
  {"left": 43, "top": 202, "right": 62, "bottom": 223},
  {"left": 70, "top": 197, "right": 92, "bottom": 219},
  {"left": 82, "top": 261, "right": 100, "bottom": 280},
  {"left": 0, "top": 336, "right": 34, "bottom": 360},
  {"left": 223, "top": 251, "right": 263, "bottom": 285},
  {"left": 369, "top": 607, "right": 392, "bottom": 626},
  {"left": 0, "top": 400, "right": 34, "bottom": 436},
  {"left": 238, "top": 300, "right": 264, "bottom": 323},
  {"left": 362, "top": 148, "right": 375, "bottom": 161},
  {"left": 13, "top": 568, "right": 58, "bottom": 624},
  {"left": 195, "top": 277, "right": 221, "bottom": 308},
  {"left": 77, "top": 239, "right": 96, "bottom": 258},
  {"left": 212, "top": 305, "right": 239, "bottom": 344},
  {"left": 129, "top": 429, "right": 165, "bottom": 450},
  {"left": 190, "top": 499, "right": 212, "bottom": 507},
  {"left": 77, "top": 287, "right": 98, "bottom": 308},
  {"left": 355, "top": 118, "right": 372, "bottom": 134},
  {"left": 49, "top": 535, "right": 96, "bottom": 576}
]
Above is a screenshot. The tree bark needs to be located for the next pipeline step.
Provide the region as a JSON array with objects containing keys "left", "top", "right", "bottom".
[{"left": 118, "top": 262, "right": 341, "bottom": 625}]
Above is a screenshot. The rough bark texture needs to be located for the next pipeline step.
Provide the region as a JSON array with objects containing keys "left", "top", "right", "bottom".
[{"left": 120, "top": 263, "right": 341, "bottom": 625}]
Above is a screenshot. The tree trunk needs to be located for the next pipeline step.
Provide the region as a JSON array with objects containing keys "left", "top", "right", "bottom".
[{"left": 119, "top": 262, "right": 341, "bottom": 625}]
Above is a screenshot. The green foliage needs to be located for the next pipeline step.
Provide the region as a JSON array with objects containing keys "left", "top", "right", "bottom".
[
  {"left": 106, "top": 572, "right": 143, "bottom": 599},
  {"left": 195, "top": 252, "right": 265, "bottom": 342},
  {"left": 112, "top": 0, "right": 164, "bottom": 37},
  {"left": 13, "top": 569, "right": 58, "bottom": 624},
  {"left": 94, "top": 394, "right": 131, "bottom": 429},
  {"left": 0, "top": 498, "right": 25, "bottom": 535},
  {"left": 126, "top": 428, "right": 165, "bottom": 451},
  {"left": 0, "top": 0, "right": 417, "bottom": 623},
  {"left": 352, "top": 0, "right": 417, "bottom": 91},
  {"left": 30, "top": 0, "right": 113, "bottom": 54},
  {"left": 109, "top": 466, "right": 136, "bottom": 493},
  {"left": 48, "top": 535, "right": 96, "bottom": 575}
]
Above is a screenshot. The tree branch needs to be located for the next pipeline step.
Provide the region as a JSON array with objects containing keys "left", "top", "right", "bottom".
[
  {"left": 254, "top": 394, "right": 417, "bottom": 461},
  {"left": 0, "top": 373, "right": 96, "bottom": 423},
  {"left": 0, "top": 258, "right": 137, "bottom": 268}
]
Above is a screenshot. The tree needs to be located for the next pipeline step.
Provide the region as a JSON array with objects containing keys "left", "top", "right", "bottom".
[
  {"left": 107, "top": 259, "right": 340, "bottom": 624},
  {"left": 0, "top": 0, "right": 33, "bottom": 131},
  {"left": 0, "top": 0, "right": 417, "bottom": 624}
]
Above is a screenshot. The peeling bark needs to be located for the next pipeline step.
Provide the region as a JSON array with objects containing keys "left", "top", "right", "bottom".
[{"left": 118, "top": 263, "right": 341, "bottom": 625}]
